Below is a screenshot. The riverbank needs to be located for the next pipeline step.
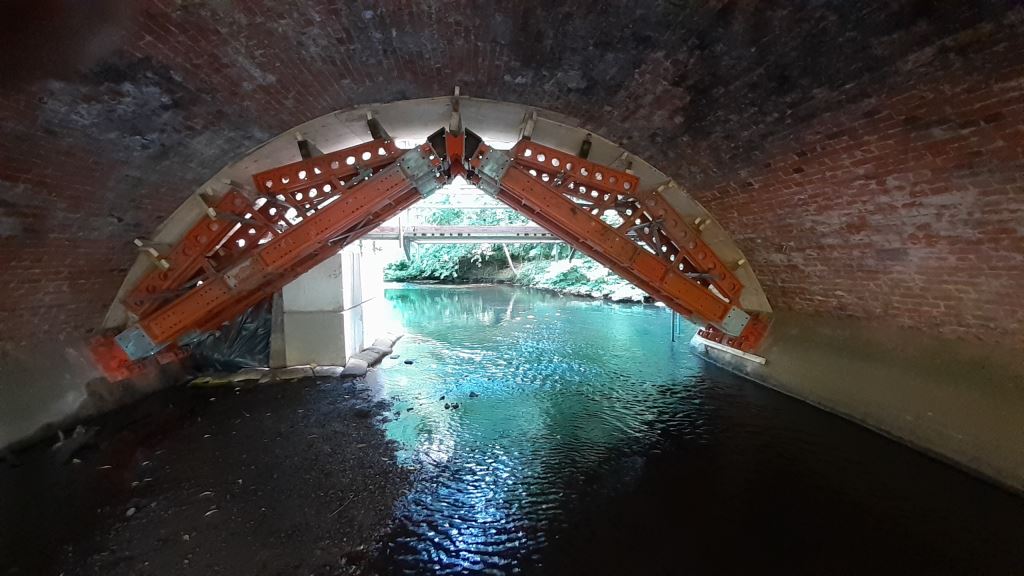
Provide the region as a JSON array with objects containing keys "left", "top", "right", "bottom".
[
  {"left": 0, "top": 375, "right": 408, "bottom": 575},
  {"left": 387, "top": 255, "right": 650, "bottom": 304}
]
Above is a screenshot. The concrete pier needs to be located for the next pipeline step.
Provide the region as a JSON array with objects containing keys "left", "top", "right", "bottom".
[{"left": 271, "top": 243, "right": 383, "bottom": 368}]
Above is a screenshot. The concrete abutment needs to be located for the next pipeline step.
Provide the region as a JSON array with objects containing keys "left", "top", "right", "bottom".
[{"left": 693, "top": 312, "right": 1024, "bottom": 492}]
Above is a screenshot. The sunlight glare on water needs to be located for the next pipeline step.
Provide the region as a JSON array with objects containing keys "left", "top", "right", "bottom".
[
  {"left": 370, "top": 284, "right": 1024, "bottom": 575},
  {"left": 376, "top": 285, "right": 695, "bottom": 572}
]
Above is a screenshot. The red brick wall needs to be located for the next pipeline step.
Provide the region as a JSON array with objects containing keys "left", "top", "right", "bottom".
[
  {"left": 689, "top": 39, "right": 1024, "bottom": 344},
  {"left": 0, "top": 1, "right": 1022, "bottom": 352}
]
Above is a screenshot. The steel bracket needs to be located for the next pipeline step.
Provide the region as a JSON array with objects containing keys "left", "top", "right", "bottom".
[
  {"left": 472, "top": 147, "right": 513, "bottom": 197},
  {"left": 115, "top": 325, "right": 164, "bottom": 361},
  {"left": 720, "top": 306, "right": 751, "bottom": 336},
  {"left": 398, "top": 145, "right": 444, "bottom": 198}
]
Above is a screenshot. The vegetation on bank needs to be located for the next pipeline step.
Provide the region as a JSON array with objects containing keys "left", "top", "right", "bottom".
[
  {"left": 383, "top": 202, "right": 647, "bottom": 302},
  {"left": 512, "top": 257, "right": 647, "bottom": 302},
  {"left": 385, "top": 245, "right": 647, "bottom": 302}
]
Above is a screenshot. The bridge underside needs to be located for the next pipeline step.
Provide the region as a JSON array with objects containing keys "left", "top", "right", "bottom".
[
  {"left": 73, "top": 96, "right": 1024, "bottom": 494},
  {"left": 366, "top": 225, "right": 559, "bottom": 244}
]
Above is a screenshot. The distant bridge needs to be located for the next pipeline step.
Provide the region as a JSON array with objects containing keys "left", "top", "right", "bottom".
[{"left": 364, "top": 225, "right": 560, "bottom": 244}]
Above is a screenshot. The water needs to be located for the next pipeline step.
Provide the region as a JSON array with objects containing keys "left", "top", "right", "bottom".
[{"left": 371, "top": 284, "right": 1024, "bottom": 575}]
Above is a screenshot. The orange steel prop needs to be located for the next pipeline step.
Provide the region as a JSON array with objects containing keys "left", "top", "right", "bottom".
[
  {"left": 470, "top": 141, "right": 768, "bottom": 352},
  {"left": 125, "top": 189, "right": 254, "bottom": 318},
  {"left": 140, "top": 154, "right": 433, "bottom": 346},
  {"left": 94, "top": 125, "right": 767, "bottom": 381},
  {"left": 95, "top": 141, "right": 441, "bottom": 370},
  {"left": 504, "top": 140, "right": 744, "bottom": 301}
]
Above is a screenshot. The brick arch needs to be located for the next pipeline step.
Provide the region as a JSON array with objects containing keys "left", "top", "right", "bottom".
[{"left": 1, "top": 0, "right": 1022, "bottom": 367}]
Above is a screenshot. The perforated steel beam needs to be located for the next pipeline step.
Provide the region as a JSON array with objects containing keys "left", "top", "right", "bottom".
[
  {"left": 125, "top": 189, "right": 256, "bottom": 318},
  {"left": 470, "top": 141, "right": 768, "bottom": 351},
  {"left": 102, "top": 143, "right": 442, "bottom": 366}
]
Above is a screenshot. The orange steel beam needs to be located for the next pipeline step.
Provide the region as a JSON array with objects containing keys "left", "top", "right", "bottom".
[
  {"left": 108, "top": 144, "right": 442, "bottom": 361},
  {"left": 125, "top": 189, "right": 253, "bottom": 318},
  {"left": 499, "top": 167, "right": 732, "bottom": 322},
  {"left": 505, "top": 140, "right": 744, "bottom": 301},
  {"left": 252, "top": 139, "right": 403, "bottom": 204},
  {"left": 123, "top": 139, "right": 406, "bottom": 321},
  {"left": 191, "top": 187, "right": 424, "bottom": 337},
  {"left": 94, "top": 189, "right": 427, "bottom": 382},
  {"left": 470, "top": 142, "right": 768, "bottom": 351}
]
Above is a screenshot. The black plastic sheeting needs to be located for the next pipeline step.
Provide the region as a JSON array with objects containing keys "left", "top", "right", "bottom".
[{"left": 189, "top": 299, "right": 272, "bottom": 372}]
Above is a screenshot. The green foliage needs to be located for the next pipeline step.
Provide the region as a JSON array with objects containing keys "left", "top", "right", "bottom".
[
  {"left": 386, "top": 239, "right": 648, "bottom": 302},
  {"left": 513, "top": 260, "right": 547, "bottom": 285},
  {"left": 547, "top": 267, "right": 589, "bottom": 289},
  {"left": 385, "top": 244, "right": 492, "bottom": 281},
  {"left": 511, "top": 258, "right": 647, "bottom": 302},
  {"left": 425, "top": 208, "right": 465, "bottom": 226}
]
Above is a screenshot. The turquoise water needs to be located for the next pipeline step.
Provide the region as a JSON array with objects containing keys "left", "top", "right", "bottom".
[{"left": 372, "top": 284, "right": 1024, "bottom": 575}]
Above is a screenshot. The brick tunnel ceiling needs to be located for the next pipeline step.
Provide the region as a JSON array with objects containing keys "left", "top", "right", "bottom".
[{"left": 0, "top": 0, "right": 1022, "bottom": 349}]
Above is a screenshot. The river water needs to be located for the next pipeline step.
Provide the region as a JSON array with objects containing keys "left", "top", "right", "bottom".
[{"left": 370, "top": 284, "right": 1024, "bottom": 575}]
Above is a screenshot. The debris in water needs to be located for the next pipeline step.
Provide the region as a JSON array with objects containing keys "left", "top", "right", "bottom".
[
  {"left": 51, "top": 425, "right": 97, "bottom": 463},
  {"left": 329, "top": 493, "right": 358, "bottom": 517},
  {"left": 339, "top": 545, "right": 368, "bottom": 564},
  {"left": 0, "top": 450, "right": 20, "bottom": 467},
  {"left": 406, "top": 407, "right": 414, "bottom": 412}
]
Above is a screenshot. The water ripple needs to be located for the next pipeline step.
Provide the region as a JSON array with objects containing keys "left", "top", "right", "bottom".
[
  {"left": 373, "top": 286, "right": 702, "bottom": 574},
  {"left": 371, "top": 285, "right": 1024, "bottom": 575}
]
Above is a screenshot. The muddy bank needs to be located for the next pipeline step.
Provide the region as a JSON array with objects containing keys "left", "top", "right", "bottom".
[
  {"left": 0, "top": 375, "right": 408, "bottom": 575},
  {"left": 394, "top": 279, "right": 652, "bottom": 306}
]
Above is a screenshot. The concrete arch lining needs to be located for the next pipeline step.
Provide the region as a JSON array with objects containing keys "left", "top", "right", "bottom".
[{"left": 103, "top": 96, "right": 771, "bottom": 329}]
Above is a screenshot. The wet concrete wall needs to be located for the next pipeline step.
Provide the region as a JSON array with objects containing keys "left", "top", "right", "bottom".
[
  {"left": 0, "top": 342, "right": 93, "bottom": 449},
  {"left": 0, "top": 339, "right": 186, "bottom": 450},
  {"left": 693, "top": 312, "right": 1024, "bottom": 493},
  {"left": 270, "top": 242, "right": 383, "bottom": 369}
]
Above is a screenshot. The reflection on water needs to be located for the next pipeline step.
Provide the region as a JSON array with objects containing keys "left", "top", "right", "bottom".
[{"left": 373, "top": 284, "right": 1024, "bottom": 575}]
